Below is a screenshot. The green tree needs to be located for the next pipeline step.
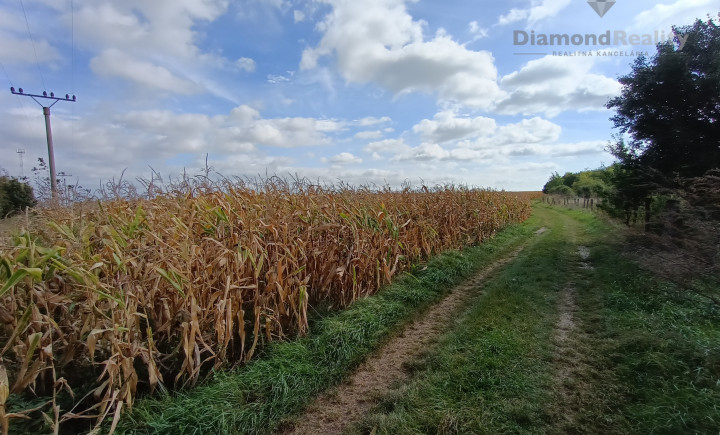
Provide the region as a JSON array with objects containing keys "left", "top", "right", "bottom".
[
  {"left": 606, "top": 17, "right": 720, "bottom": 177},
  {"left": 542, "top": 172, "right": 563, "bottom": 194},
  {"left": 0, "top": 175, "right": 37, "bottom": 217}
]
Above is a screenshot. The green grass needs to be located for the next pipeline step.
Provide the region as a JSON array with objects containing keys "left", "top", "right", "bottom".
[
  {"left": 589, "top": 242, "right": 720, "bottom": 433},
  {"left": 115, "top": 214, "right": 541, "bottom": 434},
  {"left": 355, "top": 204, "right": 720, "bottom": 434},
  {"left": 352, "top": 204, "right": 579, "bottom": 434}
]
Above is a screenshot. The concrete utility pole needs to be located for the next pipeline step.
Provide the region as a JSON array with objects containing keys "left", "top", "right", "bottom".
[{"left": 10, "top": 87, "right": 76, "bottom": 199}]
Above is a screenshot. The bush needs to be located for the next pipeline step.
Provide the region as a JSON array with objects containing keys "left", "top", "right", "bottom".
[{"left": 0, "top": 176, "right": 37, "bottom": 217}]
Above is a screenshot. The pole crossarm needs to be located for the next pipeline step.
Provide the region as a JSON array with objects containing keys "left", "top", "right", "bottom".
[
  {"left": 10, "top": 86, "right": 77, "bottom": 200},
  {"left": 10, "top": 87, "right": 76, "bottom": 103}
]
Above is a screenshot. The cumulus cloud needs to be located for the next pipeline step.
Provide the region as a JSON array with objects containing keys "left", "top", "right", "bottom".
[
  {"left": 496, "top": 0, "right": 572, "bottom": 27},
  {"left": 0, "top": 34, "right": 61, "bottom": 65},
  {"left": 294, "top": 10, "right": 305, "bottom": 22},
  {"left": 631, "top": 0, "right": 716, "bottom": 32},
  {"left": 301, "top": 0, "right": 504, "bottom": 109},
  {"left": 328, "top": 152, "right": 363, "bottom": 164},
  {"left": 488, "top": 117, "right": 562, "bottom": 147},
  {"left": 90, "top": 49, "right": 203, "bottom": 94},
  {"left": 468, "top": 21, "right": 489, "bottom": 40},
  {"left": 357, "top": 116, "right": 392, "bottom": 126},
  {"left": 496, "top": 56, "right": 621, "bottom": 117},
  {"left": 363, "top": 115, "right": 592, "bottom": 164},
  {"left": 413, "top": 110, "right": 496, "bottom": 143},
  {"left": 236, "top": 57, "right": 256, "bottom": 72},
  {"left": 70, "top": 1, "right": 233, "bottom": 95},
  {"left": 355, "top": 130, "right": 384, "bottom": 140},
  {"left": 74, "top": 1, "right": 228, "bottom": 59}
]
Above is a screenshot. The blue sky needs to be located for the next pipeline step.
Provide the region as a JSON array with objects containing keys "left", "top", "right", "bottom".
[{"left": 0, "top": 0, "right": 717, "bottom": 191}]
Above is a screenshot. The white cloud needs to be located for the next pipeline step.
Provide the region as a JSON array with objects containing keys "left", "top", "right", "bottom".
[
  {"left": 301, "top": 0, "right": 504, "bottom": 109},
  {"left": 413, "top": 110, "right": 496, "bottom": 143},
  {"left": 364, "top": 138, "right": 408, "bottom": 154},
  {"left": 0, "top": 34, "right": 61, "bottom": 65},
  {"left": 73, "top": 1, "right": 228, "bottom": 59},
  {"left": 497, "top": 8, "right": 529, "bottom": 26},
  {"left": 391, "top": 142, "right": 450, "bottom": 162},
  {"left": 90, "top": 49, "right": 203, "bottom": 94},
  {"left": 267, "top": 74, "right": 291, "bottom": 83},
  {"left": 631, "top": 0, "right": 716, "bottom": 32},
  {"left": 468, "top": 21, "right": 488, "bottom": 39},
  {"left": 236, "top": 57, "right": 256, "bottom": 72},
  {"left": 490, "top": 117, "right": 562, "bottom": 147},
  {"left": 496, "top": 56, "right": 621, "bottom": 117},
  {"left": 357, "top": 116, "right": 392, "bottom": 126},
  {"left": 66, "top": 1, "right": 234, "bottom": 95},
  {"left": 355, "top": 130, "right": 384, "bottom": 139},
  {"left": 496, "top": 0, "right": 572, "bottom": 27},
  {"left": 0, "top": 96, "right": 352, "bottom": 185},
  {"left": 294, "top": 10, "right": 305, "bottom": 22},
  {"left": 328, "top": 152, "right": 362, "bottom": 164},
  {"left": 364, "top": 116, "right": 578, "bottom": 164}
]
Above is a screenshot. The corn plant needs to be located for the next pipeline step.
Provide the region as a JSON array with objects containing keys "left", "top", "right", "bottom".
[{"left": 0, "top": 180, "right": 536, "bottom": 433}]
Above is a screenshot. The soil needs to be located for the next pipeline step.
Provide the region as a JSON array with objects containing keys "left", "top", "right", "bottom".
[{"left": 548, "top": 245, "right": 593, "bottom": 431}]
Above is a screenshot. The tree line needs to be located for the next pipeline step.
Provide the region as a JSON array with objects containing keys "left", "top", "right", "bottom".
[{"left": 546, "top": 16, "right": 720, "bottom": 231}]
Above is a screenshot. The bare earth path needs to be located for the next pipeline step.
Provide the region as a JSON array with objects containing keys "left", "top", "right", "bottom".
[
  {"left": 285, "top": 229, "right": 547, "bottom": 435},
  {"left": 548, "top": 244, "right": 596, "bottom": 432}
]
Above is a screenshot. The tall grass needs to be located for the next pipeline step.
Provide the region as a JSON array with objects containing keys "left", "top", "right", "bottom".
[{"left": 0, "top": 177, "right": 536, "bottom": 433}]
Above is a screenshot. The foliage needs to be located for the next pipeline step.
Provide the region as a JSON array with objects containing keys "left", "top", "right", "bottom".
[
  {"left": 602, "top": 16, "right": 720, "bottom": 226},
  {"left": 606, "top": 17, "right": 720, "bottom": 177},
  {"left": 0, "top": 179, "right": 533, "bottom": 434},
  {"left": 0, "top": 175, "right": 37, "bottom": 218},
  {"left": 542, "top": 168, "right": 611, "bottom": 198}
]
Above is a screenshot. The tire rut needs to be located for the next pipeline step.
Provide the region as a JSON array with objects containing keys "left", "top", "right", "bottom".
[{"left": 549, "top": 245, "right": 593, "bottom": 431}]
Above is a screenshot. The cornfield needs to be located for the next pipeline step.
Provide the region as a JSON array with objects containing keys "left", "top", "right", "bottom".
[{"left": 0, "top": 179, "right": 534, "bottom": 433}]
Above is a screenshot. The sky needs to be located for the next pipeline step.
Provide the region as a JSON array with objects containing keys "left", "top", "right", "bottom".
[{"left": 0, "top": 0, "right": 717, "bottom": 192}]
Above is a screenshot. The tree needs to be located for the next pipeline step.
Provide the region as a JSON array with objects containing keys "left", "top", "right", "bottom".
[
  {"left": 542, "top": 172, "right": 563, "bottom": 194},
  {"left": 0, "top": 175, "right": 37, "bottom": 217},
  {"left": 606, "top": 17, "right": 720, "bottom": 177}
]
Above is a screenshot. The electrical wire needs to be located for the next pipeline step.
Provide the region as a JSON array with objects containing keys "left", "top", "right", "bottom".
[
  {"left": 71, "top": 0, "right": 74, "bottom": 94},
  {"left": 71, "top": 0, "right": 76, "bottom": 150},
  {"left": 0, "top": 60, "right": 14, "bottom": 87},
  {"left": 2, "top": 60, "right": 34, "bottom": 122},
  {"left": 19, "top": 0, "right": 47, "bottom": 90}
]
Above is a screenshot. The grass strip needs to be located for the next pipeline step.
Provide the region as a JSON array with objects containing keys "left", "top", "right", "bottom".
[
  {"left": 116, "top": 214, "right": 541, "bottom": 434},
  {"left": 588, "top": 239, "right": 720, "bottom": 433},
  {"left": 352, "top": 204, "right": 577, "bottom": 434}
]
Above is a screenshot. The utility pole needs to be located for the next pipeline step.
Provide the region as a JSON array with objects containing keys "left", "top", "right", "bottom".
[
  {"left": 16, "top": 148, "right": 25, "bottom": 178},
  {"left": 10, "top": 87, "right": 76, "bottom": 199}
]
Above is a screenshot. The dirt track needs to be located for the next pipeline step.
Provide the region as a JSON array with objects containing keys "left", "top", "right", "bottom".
[{"left": 284, "top": 231, "right": 546, "bottom": 434}]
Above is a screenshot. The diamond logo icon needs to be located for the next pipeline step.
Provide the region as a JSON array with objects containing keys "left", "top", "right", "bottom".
[{"left": 587, "top": 0, "right": 616, "bottom": 18}]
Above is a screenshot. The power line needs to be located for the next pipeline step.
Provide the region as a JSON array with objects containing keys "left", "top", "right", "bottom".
[
  {"left": 18, "top": 0, "right": 47, "bottom": 90},
  {"left": 1, "top": 60, "right": 34, "bottom": 122},
  {"left": 71, "top": 0, "right": 74, "bottom": 94},
  {"left": 71, "top": 0, "right": 75, "bottom": 150},
  {"left": 0, "top": 61, "right": 14, "bottom": 87}
]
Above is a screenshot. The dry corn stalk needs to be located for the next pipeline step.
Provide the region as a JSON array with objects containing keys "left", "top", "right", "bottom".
[{"left": 0, "top": 180, "right": 538, "bottom": 432}]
